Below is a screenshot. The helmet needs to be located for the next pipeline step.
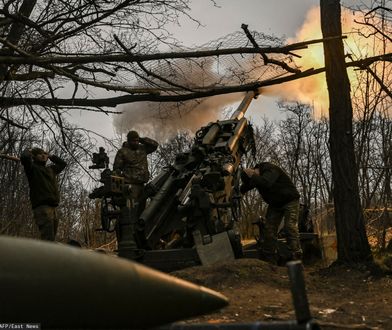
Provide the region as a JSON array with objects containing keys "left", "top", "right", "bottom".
[{"left": 127, "top": 130, "right": 139, "bottom": 140}]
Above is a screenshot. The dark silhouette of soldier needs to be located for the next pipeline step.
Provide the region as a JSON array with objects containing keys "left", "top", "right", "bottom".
[
  {"left": 21, "top": 148, "right": 67, "bottom": 241},
  {"left": 241, "top": 162, "right": 302, "bottom": 264}
]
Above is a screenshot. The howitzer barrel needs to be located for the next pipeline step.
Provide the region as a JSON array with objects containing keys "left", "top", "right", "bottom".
[
  {"left": 230, "top": 91, "right": 258, "bottom": 120},
  {"left": 0, "top": 236, "right": 228, "bottom": 329},
  {"left": 135, "top": 90, "right": 258, "bottom": 266},
  {"left": 227, "top": 118, "right": 248, "bottom": 152},
  {"left": 202, "top": 123, "right": 220, "bottom": 145},
  {"left": 141, "top": 173, "right": 176, "bottom": 228}
]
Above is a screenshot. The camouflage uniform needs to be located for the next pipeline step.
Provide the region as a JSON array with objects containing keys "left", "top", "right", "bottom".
[
  {"left": 240, "top": 162, "right": 302, "bottom": 262},
  {"left": 113, "top": 136, "right": 158, "bottom": 203},
  {"left": 21, "top": 149, "right": 67, "bottom": 241},
  {"left": 113, "top": 134, "right": 158, "bottom": 253},
  {"left": 263, "top": 199, "right": 301, "bottom": 255}
]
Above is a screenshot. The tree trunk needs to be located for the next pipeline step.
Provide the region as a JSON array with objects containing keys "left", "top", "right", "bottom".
[
  {"left": 0, "top": 0, "right": 37, "bottom": 81},
  {"left": 320, "top": 0, "right": 372, "bottom": 262}
]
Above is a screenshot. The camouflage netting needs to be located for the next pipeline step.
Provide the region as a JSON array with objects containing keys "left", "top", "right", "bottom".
[
  {"left": 128, "top": 30, "right": 298, "bottom": 93},
  {"left": 112, "top": 29, "right": 300, "bottom": 133}
]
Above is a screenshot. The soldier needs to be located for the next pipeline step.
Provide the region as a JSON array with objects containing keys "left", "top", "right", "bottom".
[
  {"left": 240, "top": 162, "right": 302, "bottom": 264},
  {"left": 20, "top": 148, "right": 67, "bottom": 241},
  {"left": 113, "top": 130, "right": 158, "bottom": 252},
  {"left": 113, "top": 130, "right": 158, "bottom": 212}
]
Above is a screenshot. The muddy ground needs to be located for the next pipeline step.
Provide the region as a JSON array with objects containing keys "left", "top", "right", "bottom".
[{"left": 170, "top": 258, "right": 392, "bottom": 330}]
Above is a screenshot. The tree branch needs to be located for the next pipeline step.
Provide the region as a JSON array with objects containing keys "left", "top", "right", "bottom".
[
  {"left": 354, "top": 19, "right": 392, "bottom": 43},
  {"left": 0, "top": 113, "right": 28, "bottom": 129},
  {"left": 0, "top": 67, "right": 321, "bottom": 108},
  {"left": 2, "top": 51, "right": 389, "bottom": 109},
  {"left": 5, "top": 71, "right": 55, "bottom": 81},
  {"left": 241, "top": 23, "right": 301, "bottom": 73},
  {"left": 347, "top": 53, "right": 392, "bottom": 68},
  {"left": 0, "top": 0, "right": 37, "bottom": 81},
  {"left": 113, "top": 34, "right": 195, "bottom": 92},
  {"left": 0, "top": 36, "right": 347, "bottom": 66},
  {"left": 365, "top": 67, "right": 392, "bottom": 99},
  {"left": 365, "top": 6, "right": 392, "bottom": 17}
]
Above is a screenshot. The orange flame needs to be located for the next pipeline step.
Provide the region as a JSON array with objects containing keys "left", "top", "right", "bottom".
[
  {"left": 266, "top": 6, "right": 391, "bottom": 118},
  {"left": 115, "top": 6, "right": 391, "bottom": 140}
]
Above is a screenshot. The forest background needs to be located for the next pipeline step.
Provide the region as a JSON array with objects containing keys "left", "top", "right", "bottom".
[{"left": 0, "top": 0, "right": 391, "bottom": 263}]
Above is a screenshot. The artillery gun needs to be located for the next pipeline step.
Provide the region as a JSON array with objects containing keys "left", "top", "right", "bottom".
[
  {"left": 88, "top": 147, "right": 145, "bottom": 259},
  {"left": 88, "top": 91, "right": 257, "bottom": 268},
  {"left": 138, "top": 91, "right": 258, "bottom": 269},
  {"left": 89, "top": 91, "right": 319, "bottom": 271}
]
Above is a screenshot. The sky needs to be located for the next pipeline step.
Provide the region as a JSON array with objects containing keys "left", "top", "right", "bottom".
[
  {"left": 69, "top": 0, "right": 326, "bottom": 144},
  {"left": 167, "top": 0, "right": 322, "bottom": 123},
  {"left": 169, "top": 0, "right": 320, "bottom": 44}
]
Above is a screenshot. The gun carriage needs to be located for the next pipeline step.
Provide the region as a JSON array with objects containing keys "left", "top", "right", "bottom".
[{"left": 89, "top": 91, "right": 319, "bottom": 271}]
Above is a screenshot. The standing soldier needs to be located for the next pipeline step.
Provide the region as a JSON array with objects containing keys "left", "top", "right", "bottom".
[
  {"left": 113, "top": 130, "right": 158, "bottom": 213},
  {"left": 113, "top": 130, "right": 158, "bottom": 254},
  {"left": 21, "top": 148, "right": 67, "bottom": 241},
  {"left": 240, "top": 162, "right": 302, "bottom": 264}
]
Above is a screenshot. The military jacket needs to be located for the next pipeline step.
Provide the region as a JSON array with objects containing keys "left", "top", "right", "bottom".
[
  {"left": 240, "top": 162, "right": 300, "bottom": 208},
  {"left": 21, "top": 150, "right": 67, "bottom": 209},
  {"left": 113, "top": 137, "right": 158, "bottom": 184}
]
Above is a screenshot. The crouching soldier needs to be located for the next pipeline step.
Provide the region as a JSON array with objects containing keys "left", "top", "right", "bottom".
[{"left": 240, "top": 162, "right": 303, "bottom": 264}]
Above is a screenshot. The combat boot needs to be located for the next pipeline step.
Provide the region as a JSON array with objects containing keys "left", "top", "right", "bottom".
[
  {"left": 258, "top": 250, "right": 278, "bottom": 265},
  {"left": 290, "top": 250, "right": 303, "bottom": 261}
]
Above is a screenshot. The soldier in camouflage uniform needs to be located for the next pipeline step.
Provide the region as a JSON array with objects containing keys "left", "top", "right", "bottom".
[
  {"left": 113, "top": 131, "right": 158, "bottom": 252},
  {"left": 21, "top": 148, "right": 67, "bottom": 241},
  {"left": 113, "top": 130, "right": 158, "bottom": 211},
  {"left": 240, "top": 162, "right": 302, "bottom": 264}
]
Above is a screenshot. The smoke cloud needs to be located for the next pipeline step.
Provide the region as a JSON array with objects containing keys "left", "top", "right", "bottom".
[
  {"left": 114, "top": 6, "right": 390, "bottom": 138},
  {"left": 113, "top": 51, "right": 249, "bottom": 142},
  {"left": 263, "top": 7, "right": 328, "bottom": 117},
  {"left": 113, "top": 93, "right": 245, "bottom": 142}
]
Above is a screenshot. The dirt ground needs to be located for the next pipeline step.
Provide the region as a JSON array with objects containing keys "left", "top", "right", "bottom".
[{"left": 170, "top": 257, "right": 392, "bottom": 330}]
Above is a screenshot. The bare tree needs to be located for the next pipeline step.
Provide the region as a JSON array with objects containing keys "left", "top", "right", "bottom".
[
  {"left": 1, "top": 0, "right": 391, "bottom": 257},
  {"left": 277, "top": 102, "right": 332, "bottom": 209},
  {"left": 321, "top": 0, "right": 372, "bottom": 263},
  {"left": 1, "top": 0, "right": 389, "bottom": 113}
]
